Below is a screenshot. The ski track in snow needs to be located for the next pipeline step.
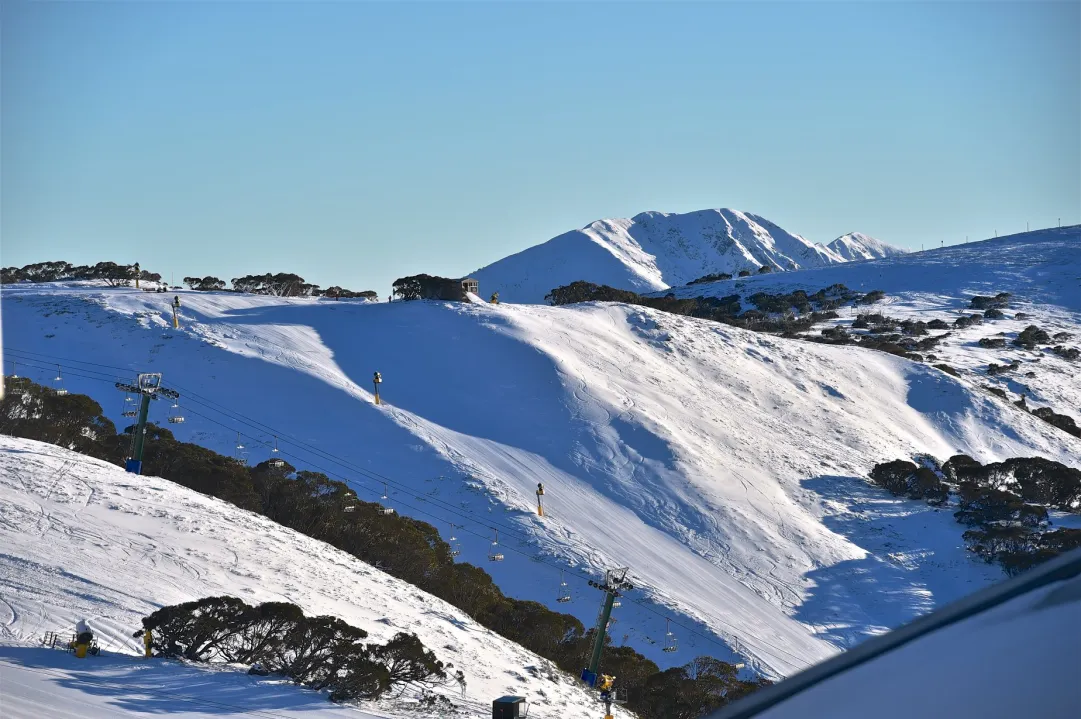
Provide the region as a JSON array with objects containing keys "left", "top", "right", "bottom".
[{"left": 2, "top": 227, "right": 1079, "bottom": 680}]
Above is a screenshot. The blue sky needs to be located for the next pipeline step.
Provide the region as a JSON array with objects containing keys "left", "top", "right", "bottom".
[{"left": 3, "top": 1, "right": 1078, "bottom": 293}]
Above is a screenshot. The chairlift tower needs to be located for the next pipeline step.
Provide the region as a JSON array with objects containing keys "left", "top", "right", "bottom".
[
  {"left": 114, "top": 372, "right": 180, "bottom": 475},
  {"left": 581, "top": 567, "right": 632, "bottom": 687}
]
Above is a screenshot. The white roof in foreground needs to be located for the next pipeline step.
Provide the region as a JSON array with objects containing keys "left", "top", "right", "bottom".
[{"left": 708, "top": 547, "right": 1081, "bottom": 719}]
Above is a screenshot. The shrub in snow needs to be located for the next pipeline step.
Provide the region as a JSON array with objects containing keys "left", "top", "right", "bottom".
[
  {"left": 969, "top": 292, "right": 1011, "bottom": 310},
  {"left": 858, "top": 289, "right": 886, "bottom": 304},
  {"left": 868, "top": 460, "right": 948, "bottom": 505},
  {"left": 1030, "top": 407, "right": 1081, "bottom": 440},
  {"left": 933, "top": 362, "right": 960, "bottom": 376},
  {"left": 927, "top": 319, "right": 950, "bottom": 330},
  {"left": 1013, "top": 325, "right": 1051, "bottom": 349},
  {"left": 978, "top": 337, "right": 1007, "bottom": 349},
  {"left": 1051, "top": 345, "right": 1080, "bottom": 361}
]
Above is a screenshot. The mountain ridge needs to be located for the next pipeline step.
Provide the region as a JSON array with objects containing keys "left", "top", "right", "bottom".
[{"left": 472, "top": 208, "right": 904, "bottom": 303}]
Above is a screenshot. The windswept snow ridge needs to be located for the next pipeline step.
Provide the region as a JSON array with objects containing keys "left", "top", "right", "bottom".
[{"left": 473, "top": 209, "right": 851, "bottom": 304}]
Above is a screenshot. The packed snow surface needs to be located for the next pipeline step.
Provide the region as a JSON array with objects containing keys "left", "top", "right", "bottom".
[
  {"left": 2, "top": 227, "right": 1079, "bottom": 681},
  {"left": 0, "top": 435, "right": 628, "bottom": 718},
  {"left": 0, "top": 644, "right": 385, "bottom": 718},
  {"left": 472, "top": 209, "right": 852, "bottom": 303}
]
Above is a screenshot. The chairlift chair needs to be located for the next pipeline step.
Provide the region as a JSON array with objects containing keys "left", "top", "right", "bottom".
[
  {"left": 267, "top": 436, "right": 285, "bottom": 466},
  {"left": 53, "top": 365, "right": 68, "bottom": 396},
  {"left": 557, "top": 569, "right": 572, "bottom": 603},
  {"left": 168, "top": 400, "right": 185, "bottom": 424},
  {"left": 662, "top": 618, "right": 678, "bottom": 653},
  {"left": 449, "top": 525, "right": 462, "bottom": 557},
  {"left": 488, "top": 529, "right": 504, "bottom": 562}
]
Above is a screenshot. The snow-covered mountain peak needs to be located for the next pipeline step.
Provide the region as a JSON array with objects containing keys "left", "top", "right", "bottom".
[
  {"left": 473, "top": 207, "right": 844, "bottom": 304},
  {"left": 826, "top": 232, "right": 909, "bottom": 261}
]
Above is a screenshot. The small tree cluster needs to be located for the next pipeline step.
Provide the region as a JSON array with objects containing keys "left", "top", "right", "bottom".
[
  {"left": 969, "top": 292, "right": 1011, "bottom": 310},
  {"left": 138, "top": 596, "right": 443, "bottom": 702},
  {"left": 870, "top": 454, "right": 1081, "bottom": 577},
  {"left": 1051, "top": 345, "right": 1080, "bottom": 361},
  {"left": 1013, "top": 325, "right": 1051, "bottom": 349},
  {"left": 688, "top": 272, "right": 733, "bottom": 285},
  {"left": 184, "top": 276, "right": 227, "bottom": 291},
  {"left": 391, "top": 274, "right": 468, "bottom": 302},
  {"left": 858, "top": 289, "right": 886, "bottom": 305},
  {"left": 232, "top": 273, "right": 318, "bottom": 297},
  {"left": 868, "top": 460, "right": 948, "bottom": 505},
  {"left": 954, "top": 314, "right": 983, "bottom": 329}
]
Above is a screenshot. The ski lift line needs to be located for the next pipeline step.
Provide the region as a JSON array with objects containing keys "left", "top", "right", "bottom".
[
  {"left": 155, "top": 387, "right": 550, "bottom": 545},
  {"left": 2, "top": 352, "right": 803, "bottom": 667},
  {"left": 15, "top": 363, "right": 794, "bottom": 666},
  {"left": 4, "top": 355, "right": 542, "bottom": 545}
]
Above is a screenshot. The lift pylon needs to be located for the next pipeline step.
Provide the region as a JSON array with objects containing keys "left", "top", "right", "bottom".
[
  {"left": 114, "top": 373, "right": 180, "bottom": 474},
  {"left": 581, "top": 567, "right": 633, "bottom": 688}
]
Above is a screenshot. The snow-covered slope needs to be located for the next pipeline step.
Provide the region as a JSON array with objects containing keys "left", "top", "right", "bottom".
[
  {"left": 0, "top": 644, "right": 384, "bottom": 719},
  {"left": 825, "top": 233, "right": 908, "bottom": 262},
  {"left": 473, "top": 209, "right": 845, "bottom": 304},
  {"left": 0, "top": 435, "right": 628, "bottom": 719},
  {"left": 4, "top": 230, "right": 1079, "bottom": 681},
  {"left": 662, "top": 227, "right": 1081, "bottom": 416}
]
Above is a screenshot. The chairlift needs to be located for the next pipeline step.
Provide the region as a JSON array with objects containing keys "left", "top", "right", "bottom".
[
  {"left": 662, "top": 618, "right": 678, "bottom": 653},
  {"left": 167, "top": 399, "right": 185, "bottom": 424},
  {"left": 122, "top": 410, "right": 138, "bottom": 418},
  {"left": 449, "top": 523, "right": 461, "bottom": 557},
  {"left": 556, "top": 569, "right": 571, "bottom": 603},
  {"left": 234, "top": 431, "right": 248, "bottom": 464},
  {"left": 612, "top": 598, "right": 621, "bottom": 608},
  {"left": 488, "top": 529, "right": 504, "bottom": 562},
  {"left": 53, "top": 365, "right": 68, "bottom": 396},
  {"left": 267, "top": 436, "right": 285, "bottom": 466},
  {"left": 381, "top": 483, "right": 389, "bottom": 500}
]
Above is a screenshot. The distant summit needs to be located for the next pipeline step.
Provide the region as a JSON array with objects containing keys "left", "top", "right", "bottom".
[
  {"left": 473, "top": 208, "right": 851, "bottom": 304},
  {"left": 826, "top": 232, "right": 909, "bottom": 261}
]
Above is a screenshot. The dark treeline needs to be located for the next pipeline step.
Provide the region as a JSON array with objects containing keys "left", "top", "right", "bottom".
[
  {"left": 869, "top": 455, "right": 1081, "bottom": 576},
  {"left": 186, "top": 273, "right": 379, "bottom": 299},
  {"left": 2, "top": 260, "right": 160, "bottom": 286},
  {"left": 0, "top": 260, "right": 377, "bottom": 300},
  {"left": 545, "top": 280, "right": 876, "bottom": 338},
  {"left": 138, "top": 596, "right": 447, "bottom": 705},
  {"left": 0, "top": 376, "right": 763, "bottom": 718}
]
